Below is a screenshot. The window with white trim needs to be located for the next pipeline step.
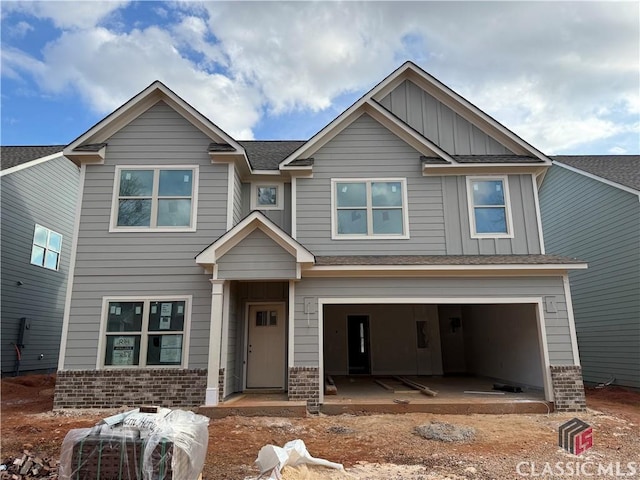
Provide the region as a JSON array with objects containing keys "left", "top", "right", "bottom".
[
  {"left": 30, "top": 224, "right": 62, "bottom": 271},
  {"left": 332, "top": 179, "right": 408, "bottom": 238},
  {"left": 112, "top": 167, "right": 197, "bottom": 230},
  {"left": 250, "top": 182, "right": 283, "bottom": 210},
  {"left": 467, "top": 176, "right": 513, "bottom": 238},
  {"left": 102, "top": 298, "right": 189, "bottom": 367}
]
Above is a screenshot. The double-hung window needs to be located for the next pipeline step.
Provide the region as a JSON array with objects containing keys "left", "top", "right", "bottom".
[
  {"left": 101, "top": 297, "right": 190, "bottom": 368},
  {"left": 467, "top": 176, "right": 514, "bottom": 238},
  {"left": 332, "top": 179, "right": 409, "bottom": 238},
  {"left": 30, "top": 224, "right": 62, "bottom": 271},
  {"left": 112, "top": 166, "right": 198, "bottom": 231}
]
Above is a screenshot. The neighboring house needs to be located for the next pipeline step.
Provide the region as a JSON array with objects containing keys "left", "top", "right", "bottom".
[
  {"left": 53, "top": 62, "right": 589, "bottom": 413},
  {"left": 539, "top": 156, "right": 640, "bottom": 390},
  {"left": 1, "top": 146, "right": 80, "bottom": 375}
]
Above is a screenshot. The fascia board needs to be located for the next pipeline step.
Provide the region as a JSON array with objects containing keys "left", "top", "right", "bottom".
[
  {"left": 423, "top": 164, "right": 549, "bottom": 176},
  {"left": 1, "top": 151, "right": 64, "bottom": 176}
]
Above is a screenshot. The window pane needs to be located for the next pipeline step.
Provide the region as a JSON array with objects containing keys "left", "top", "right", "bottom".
[
  {"left": 30, "top": 245, "right": 45, "bottom": 266},
  {"left": 159, "top": 170, "right": 193, "bottom": 197},
  {"left": 105, "top": 335, "right": 141, "bottom": 366},
  {"left": 372, "top": 182, "right": 402, "bottom": 207},
  {"left": 44, "top": 251, "right": 59, "bottom": 270},
  {"left": 147, "top": 334, "right": 183, "bottom": 365},
  {"left": 33, "top": 225, "right": 48, "bottom": 247},
  {"left": 118, "top": 199, "right": 152, "bottom": 226},
  {"left": 475, "top": 207, "right": 507, "bottom": 234},
  {"left": 119, "top": 170, "right": 153, "bottom": 196},
  {"left": 107, "top": 302, "right": 144, "bottom": 332},
  {"left": 48, "top": 231, "right": 62, "bottom": 252},
  {"left": 148, "top": 301, "right": 185, "bottom": 331},
  {"left": 336, "top": 182, "right": 366, "bottom": 207},
  {"left": 257, "top": 186, "right": 277, "bottom": 206},
  {"left": 157, "top": 199, "right": 192, "bottom": 227},
  {"left": 472, "top": 180, "right": 505, "bottom": 206},
  {"left": 337, "top": 209, "right": 367, "bottom": 234},
  {"left": 372, "top": 209, "right": 403, "bottom": 234}
]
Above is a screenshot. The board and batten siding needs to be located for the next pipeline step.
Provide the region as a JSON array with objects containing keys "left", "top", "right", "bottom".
[
  {"left": 540, "top": 165, "right": 640, "bottom": 389},
  {"left": 296, "top": 113, "right": 446, "bottom": 255},
  {"left": 379, "top": 80, "right": 513, "bottom": 155},
  {"left": 232, "top": 165, "right": 242, "bottom": 226},
  {"left": 293, "top": 276, "right": 575, "bottom": 367},
  {"left": 442, "top": 175, "right": 542, "bottom": 254},
  {"left": 217, "top": 229, "right": 297, "bottom": 280},
  {"left": 1, "top": 156, "right": 80, "bottom": 374},
  {"left": 241, "top": 182, "right": 292, "bottom": 234},
  {"left": 63, "top": 101, "right": 228, "bottom": 370}
]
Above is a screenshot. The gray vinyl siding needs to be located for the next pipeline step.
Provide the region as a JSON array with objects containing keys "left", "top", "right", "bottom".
[
  {"left": 540, "top": 165, "right": 640, "bottom": 388},
  {"left": 64, "top": 101, "right": 227, "bottom": 370},
  {"left": 241, "top": 182, "right": 292, "bottom": 234},
  {"left": 1, "top": 156, "right": 80, "bottom": 374},
  {"left": 232, "top": 165, "right": 242, "bottom": 225},
  {"left": 442, "top": 174, "right": 542, "bottom": 254},
  {"left": 217, "top": 229, "right": 297, "bottom": 280},
  {"left": 296, "top": 113, "right": 446, "bottom": 255},
  {"left": 379, "top": 80, "right": 513, "bottom": 155},
  {"left": 293, "top": 276, "right": 574, "bottom": 367}
]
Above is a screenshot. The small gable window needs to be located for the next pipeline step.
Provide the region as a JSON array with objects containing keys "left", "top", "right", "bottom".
[
  {"left": 250, "top": 182, "right": 284, "bottom": 210},
  {"left": 111, "top": 166, "right": 198, "bottom": 231},
  {"left": 332, "top": 179, "right": 409, "bottom": 239},
  {"left": 30, "top": 224, "right": 62, "bottom": 271},
  {"left": 467, "top": 176, "right": 514, "bottom": 238}
]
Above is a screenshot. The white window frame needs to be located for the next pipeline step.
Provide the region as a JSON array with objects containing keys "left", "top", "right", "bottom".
[
  {"left": 30, "top": 224, "right": 63, "bottom": 271},
  {"left": 331, "top": 178, "right": 410, "bottom": 240},
  {"left": 109, "top": 165, "right": 199, "bottom": 232},
  {"left": 250, "top": 182, "right": 284, "bottom": 211},
  {"left": 466, "top": 175, "right": 514, "bottom": 239},
  {"left": 97, "top": 295, "right": 192, "bottom": 369}
]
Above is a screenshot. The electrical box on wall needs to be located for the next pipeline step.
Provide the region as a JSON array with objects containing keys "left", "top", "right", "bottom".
[
  {"left": 544, "top": 296, "right": 557, "bottom": 313},
  {"left": 303, "top": 297, "right": 316, "bottom": 314},
  {"left": 18, "top": 317, "right": 31, "bottom": 348}
]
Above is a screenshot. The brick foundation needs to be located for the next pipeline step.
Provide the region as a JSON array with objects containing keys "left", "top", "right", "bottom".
[
  {"left": 54, "top": 369, "right": 207, "bottom": 409},
  {"left": 550, "top": 365, "right": 587, "bottom": 412},
  {"left": 288, "top": 367, "right": 320, "bottom": 412},
  {"left": 218, "top": 368, "right": 225, "bottom": 400}
]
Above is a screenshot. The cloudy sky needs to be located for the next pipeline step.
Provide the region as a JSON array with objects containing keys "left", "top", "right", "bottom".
[{"left": 1, "top": 1, "right": 638, "bottom": 155}]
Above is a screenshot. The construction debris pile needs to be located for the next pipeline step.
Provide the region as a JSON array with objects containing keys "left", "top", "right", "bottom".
[{"left": 1, "top": 451, "right": 59, "bottom": 479}]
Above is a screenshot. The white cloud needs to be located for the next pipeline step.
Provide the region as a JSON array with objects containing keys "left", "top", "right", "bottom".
[
  {"left": 7, "top": 20, "right": 33, "bottom": 37},
  {"left": 2, "top": 0, "right": 128, "bottom": 29}
]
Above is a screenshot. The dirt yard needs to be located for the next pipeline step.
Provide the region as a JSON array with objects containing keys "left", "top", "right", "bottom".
[{"left": 1, "top": 375, "right": 639, "bottom": 479}]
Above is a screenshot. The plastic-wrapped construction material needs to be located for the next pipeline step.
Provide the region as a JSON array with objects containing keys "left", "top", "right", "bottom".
[
  {"left": 59, "top": 408, "right": 209, "bottom": 480},
  {"left": 255, "top": 439, "right": 344, "bottom": 479}
]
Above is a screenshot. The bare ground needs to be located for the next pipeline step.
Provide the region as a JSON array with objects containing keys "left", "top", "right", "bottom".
[{"left": 1, "top": 375, "right": 639, "bottom": 479}]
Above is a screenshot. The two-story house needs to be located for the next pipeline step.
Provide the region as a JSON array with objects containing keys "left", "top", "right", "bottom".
[{"left": 53, "top": 62, "right": 587, "bottom": 413}]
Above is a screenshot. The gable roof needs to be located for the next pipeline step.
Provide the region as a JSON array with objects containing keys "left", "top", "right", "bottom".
[
  {"left": 64, "top": 80, "right": 246, "bottom": 165},
  {"left": 551, "top": 155, "right": 640, "bottom": 193},
  {"left": 1, "top": 145, "right": 65, "bottom": 170},
  {"left": 280, "top": 61, "right": 552, "bottom": 168}
]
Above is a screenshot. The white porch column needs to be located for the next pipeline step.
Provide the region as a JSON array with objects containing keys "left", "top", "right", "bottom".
[{"left": 205, "top": 279, "right": 225, "bottom": 406}]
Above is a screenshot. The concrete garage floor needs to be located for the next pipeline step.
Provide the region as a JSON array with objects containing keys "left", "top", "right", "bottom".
[{"left": 202, "top": 375, "right": 551, "bottom": 418}]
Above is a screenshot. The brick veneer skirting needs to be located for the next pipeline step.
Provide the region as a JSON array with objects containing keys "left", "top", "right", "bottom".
[
  {"left": 218, "top": 368, "right": 225, "bottom": 400},
  {"left": 53, "top": 369, "right": 207, "bottom": 409},
  {"left": 288, "top": 367, "right": 320, "bottom": 412},
  {"left": 550, "top": 365, "right": 587, "bottom": 412}
]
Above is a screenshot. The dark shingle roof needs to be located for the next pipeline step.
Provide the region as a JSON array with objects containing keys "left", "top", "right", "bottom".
[
  {"left": 551, "top": 155, "right": 640, "bottom": 192},
  {"left": 73, "top": 143, "right": 107, "bottom": 152},
  {"left": 239, "top": 141, "right": 306, "bottom": 170},
  {"left": 1, "top": 145, "right": 65, "bottom": 170},
  {"left": 315, "top": 254, "right": 584, "bottom": 266}
]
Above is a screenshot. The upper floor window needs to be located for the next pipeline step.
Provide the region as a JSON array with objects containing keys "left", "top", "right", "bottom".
[
  {"left": 467, "top": 176, "right": 514, "bottom": 238},
  {"left": 332, "top": 179, "right": 409, "bottom": 239},
  {"left": 111, "top": 166, "right": 198, "bottom": 231},
  {"left": 250, "top": 182, "right": 284, "bottom": 210},
  {"left": 30, "top": 224, "right": 62, "bottom": 270}
]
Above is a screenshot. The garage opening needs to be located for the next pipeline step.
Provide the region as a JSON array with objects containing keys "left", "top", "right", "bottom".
[{"left": 322, "top": 302, "right": 548, "bottom": 411}]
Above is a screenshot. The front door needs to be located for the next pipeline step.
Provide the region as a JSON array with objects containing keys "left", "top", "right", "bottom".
[
  {"left": 246, "top": 304, "right": 286, "bottom": 389},
  {"left": 348, "top": 315, "right": 371, "bottom": 374}
]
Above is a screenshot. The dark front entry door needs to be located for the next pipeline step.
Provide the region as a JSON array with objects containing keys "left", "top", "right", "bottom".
[{"left": 347, "top": 315, "right": 371, "bottom": 374}]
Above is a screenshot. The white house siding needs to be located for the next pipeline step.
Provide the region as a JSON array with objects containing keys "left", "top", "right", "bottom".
[
  {"left": 63, "top": 101, "right": 228, "bottom": 370},
  {"left": 442, "top": 175, "right": 542, "bottom": 255},
  {"left": 1, "top": 156, "right": 79, "bottom": 374},
  {"left": 540, "top": 165, "right": 640, "bottom": 389},
  {"left": 296, "top": 113, "right": 446, "bottom": 255},
  {"left": 379, "top": 80, "right": 513, "bottom": 155},
  {"left": 293, "top": 276, "right": 575, "bottom": 367}
]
